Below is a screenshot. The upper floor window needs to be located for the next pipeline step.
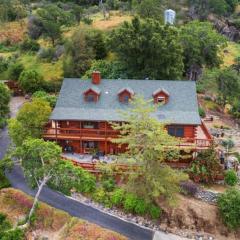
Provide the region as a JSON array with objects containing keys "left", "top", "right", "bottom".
[
  {"left": 83, "top": 121, "right": 98, "bottom": 129},
  {"left": 84, "top": 87, "right": 101, "bottom": 103},
  {"left": 123, "top": 95, "right": 130, "bottom": 103},
  {"left": 157, "top": 96, "right": 165, "bottom": 103},
  {"left": 152, "top": 88, "right": 169, "bottom": 104},
  {"left": 118, "top": 88, "right": 134, "bottom": 103},
  {"left": 168, "top": 126, "right": 184, "bottom": 138},
  {"left": 86, "top": 94, "right": 95, "bottom": 102}
]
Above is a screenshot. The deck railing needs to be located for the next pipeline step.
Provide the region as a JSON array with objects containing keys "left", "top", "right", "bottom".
[{"left": 43, "top": 127, "right": 213, "bottom": 149}]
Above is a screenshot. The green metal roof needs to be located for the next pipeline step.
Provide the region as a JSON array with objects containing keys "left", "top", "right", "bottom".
[{"left": 50, "top": 78, "right": 201, "bottom": 125}]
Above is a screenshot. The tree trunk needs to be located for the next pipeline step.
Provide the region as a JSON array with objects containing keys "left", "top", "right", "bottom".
[{"left": 27, "top": 176, "right": 49, "bottom": 224}]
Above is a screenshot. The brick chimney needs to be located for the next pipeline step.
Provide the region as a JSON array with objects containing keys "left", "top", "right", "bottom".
[{"left": 92, "top": 71, "right": 101, "bottom": 85}]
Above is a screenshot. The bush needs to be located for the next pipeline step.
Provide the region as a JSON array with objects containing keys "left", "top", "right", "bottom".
[
  {"left": 123, "top": 193, "right": 138, "bottom": 212},
  {"left": 20, "top": 38, "right": 40, "bottom": 52},
  {"left": 102, "top": 178, "right": 116, "bottom": 192},
  {"left": 0, "top": 57, "right": 9, "bottom": 73},
  {"left": 37, "top": 47, "right": 55, "bottom": 62},
  {"left": 222, "top": 139, "right": 235, "bottom": 149},
  {"left": 82, "top": 17, "right": 93, "bottom": 25},
  {"left": 180, "top": 181, "right": 199, "bottom": 196},
  {"left": 148, "top": 204, "right": 162, "bottom": 219},
  {"left": 19, "top": 70, "right": 44, "bottom": 93},
  {"left": 32, "top": 91, "right": 57, "bottom": 108},
  {"left": 110, "top": 188, "right": 125, "bottom": 206},
  {"left": 92, "top": 188, "right": 112, "bottom": 207},
  {"left": 196, "top": 84, "right": 205, "bottom": 94},
  {"left": 224, "top": 170, "right": 238, "bottom": 186},
  {"left": 217, "top": 188, "right": 240, "bottom": 230},
  {"left": 199, "top": 107, "right": 206, "bottom": 118},
  {"left": 0, "top": 170, "right": 10, "bottom": 189},
  {"left": 134, "top": 198, "right": 147, "bottom": 215},
  {"left": 8, "top": 63, "right": 24, "bottom": 81}
]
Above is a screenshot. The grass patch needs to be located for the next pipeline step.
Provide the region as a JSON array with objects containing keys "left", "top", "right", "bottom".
[
  {"left": 19, "top": 54, "right": 63, "bottom": 81},
  {"left": 222, "top": 42, "right": 240, "bottom": 67},
  {"left": 203, "top": 99, "right": 220, "bottom": 111}
]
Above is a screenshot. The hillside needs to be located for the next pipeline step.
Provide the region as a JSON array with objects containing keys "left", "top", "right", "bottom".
[{"left": 0, "top": 188, "right": 127, "bottom": 240}]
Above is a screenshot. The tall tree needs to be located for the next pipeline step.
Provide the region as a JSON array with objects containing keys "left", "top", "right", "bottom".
[
  {"left": 8, "top": 99, "right": 51, "bottom": 146},
  {"left": 112, "top": 96, "right": 188, "bottom": 204},
  {"left": 108, "top": 17, "right": 184, "bottom": 80},
  {"left": 63, "top": 29, "right": 95, "bottom": 77},
  {"left": 180, "top": 21, "right": 227, "bottom": 79},
  {"left": 217, "top": 68, "right": 240, "bottom": 105}
]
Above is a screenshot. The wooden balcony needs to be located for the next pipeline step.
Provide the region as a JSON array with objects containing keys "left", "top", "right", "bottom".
[
  {"left": 43, "top": 126, "right": 213, "bottom": 149},
  {"left": 43, "top": 127, "right": 120, "bottom": 141}
]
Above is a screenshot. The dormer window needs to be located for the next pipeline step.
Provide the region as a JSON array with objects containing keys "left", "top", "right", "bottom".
[
  {"left": 152, "top": 88, "right": 169, "bottom": 104},
  {"left": 118, "top": 87, "right": 134, "bottom": 103},
  {"left": 157, "top": 96, "right": 165, "bottom": 103},
  {"left": 86, "top": 94, "right": 95, "bottom": 102},
  {"left": 84, "top": 86, "right": 101, "bottom": 103}
]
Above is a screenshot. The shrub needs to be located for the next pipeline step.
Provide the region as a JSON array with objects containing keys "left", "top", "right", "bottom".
[
  {"left": 134, "top": 198, "right": 147, "bottom": 215},
  {"left": 224, "top": 170, "right": 238, "bottom": 186},
  {"left": 92, "top": 188, "right": 112, "bottom": 207},
  {"left": 199, "top": 107, "right": 206, "bottom": 118},
  {"left": 180, "top": 181, "right": 199, "bottom": 196},
  {"left": 222, "top": 139, "right": 235, "bottom": 149},
  {"left": 123, "top": 193, "right": 137, "bottom": 212},
  {"left": 37, "top": 47, "right": 55, "bottom": 62},
  {"left": 0, "top": 57, "right": 9, "bottom": 73},
  {"left": 217, "top": 188, "right": 240, "bottom": 230},
  {"left": 110, "top": 188, "right": 125, "bottom": 206},
  {"left": 19, "top": 70, "right": 44, "bottom": 93},
  {"left": 82, "top": 17, "right": 93, "bottom": 25},
  {"left": 0, "top": 228, "right": 24, "bottom": 240},
  {"left": 8, "top": 62, "right": 24, "bottom": 81},
  {"left": 102, "top": 178, "right": 116, "bottom": 192},
  {"left": 32, "top": 91, "right": 57, "bottom": 108},
  {"left": 148, "top": 204, "right": 162, "bottom": 220},
  {"left": 0, "top": 171, "right": 10, "bottom": 190},
  {"left": 20, "top": 38, "right": 40, "bottom": 52},
  {"left": 196, "top": 84, "right": 205, "bottom": 94}
]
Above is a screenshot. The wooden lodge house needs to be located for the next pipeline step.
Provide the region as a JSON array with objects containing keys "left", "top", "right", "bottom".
[{"left": 43, "top": 71, "right": 212, "bottom": 163}]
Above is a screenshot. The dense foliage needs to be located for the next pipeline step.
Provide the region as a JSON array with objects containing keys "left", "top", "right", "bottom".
[
  {"left": 0, "top": 213, "right": 24, "bottom": 240},
  {"left": 217, "top": 188, "right": 240, "bottom": 230},
  {"left": 0, "top": 83, "right": 11, "bottom": 128},
  {"left": 108, "top": 17, "right": 184, "bottom": 79},
  {"left": 8, "top": 99, "right": 51, "bottom": 146},
  {"left": 189, "top": 144, "right": 223, "bottom": 183},
  {"left": 112, "top": 96, "right": 188, "bottom": 204},
  {"left": 224, "top": 170, "right": 238, "bottom": 186}
]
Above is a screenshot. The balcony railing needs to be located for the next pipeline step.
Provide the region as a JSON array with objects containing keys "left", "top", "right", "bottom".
[
  {"left": 43, "top": 127, "right": 120, "bottom": 139},
  {"left": 43, "top": 127, "right": 213, "bottom": 149}
]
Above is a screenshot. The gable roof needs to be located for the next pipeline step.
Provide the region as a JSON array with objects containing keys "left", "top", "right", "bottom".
[
  {"left": 84, "top": 86, "right": 101, "bottom": 95},
  {"left": 152, "top": 88, "right": 169, "bottom": 96},
  {"left": 50, "top": 78, "right": 201, "bottom": 125},
  {"left": 118, "top": 87, "right": 135, "bottom": 96}
]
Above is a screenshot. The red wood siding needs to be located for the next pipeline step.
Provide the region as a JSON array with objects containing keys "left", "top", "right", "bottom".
[
  {"left": 118, "top": 90, "right": 132, "bottom": 102},
  {"left": 184, "top": 125, "right": 196, "bottom": 138}
]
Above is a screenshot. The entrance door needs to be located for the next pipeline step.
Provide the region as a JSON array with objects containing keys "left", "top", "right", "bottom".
[{"left": 82, "top": 141, "right": 98, "bottom": 154}]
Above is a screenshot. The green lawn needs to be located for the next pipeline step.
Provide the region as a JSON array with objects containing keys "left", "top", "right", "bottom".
[{"left": 19, "top": 54, "right": 63, "bottom": 81}]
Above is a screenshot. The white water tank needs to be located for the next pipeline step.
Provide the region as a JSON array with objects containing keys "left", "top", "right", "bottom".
[{"left": 164, "top": 9, "right": 176, "bottom": 25}]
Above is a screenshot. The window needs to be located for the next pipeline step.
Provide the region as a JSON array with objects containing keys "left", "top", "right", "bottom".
[
  {"left": 123, "top": 95, "right": 129, "bottom": 103},
  {"left": 157, "top": 96, "right": 165, "bottom": 103},
  {"left": 168, "top": 126, "right": 184, "bottom": 138},
  {"left": 83, "top": 121, "right": 98, "bottom": 129},
  {"left": 86, "top": 94, "right": 95, "bottom": 102}
]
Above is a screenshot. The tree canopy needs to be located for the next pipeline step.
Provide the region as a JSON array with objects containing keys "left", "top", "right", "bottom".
[
  {"left": 112, "top": 96, "right": 188, "bottom": 204},
  {"left": 180, "top": 21, "right": 227, "bottom": 74},
  {"left": 8, "top": 99, "right": 51, "bottom": 146},
  {"left": 108, "top": 17, "right": 184, "bottom": 80}
]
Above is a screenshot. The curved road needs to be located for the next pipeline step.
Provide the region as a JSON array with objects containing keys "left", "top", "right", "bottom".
[{"left": 0, "top": 97, "right": 186, "bottom": 240}]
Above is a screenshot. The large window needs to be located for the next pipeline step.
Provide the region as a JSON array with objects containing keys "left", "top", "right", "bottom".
[
  {"left": 83, "top": 121, "right": 98, "bottom": 129},
  {"left": 168, "top": 126, "right": 184, "bottom": 137}
]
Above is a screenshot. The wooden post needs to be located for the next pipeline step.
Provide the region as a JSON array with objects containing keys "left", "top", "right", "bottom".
[{"left": 55, "top": 121, "right": 58, "bottom": 141}]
